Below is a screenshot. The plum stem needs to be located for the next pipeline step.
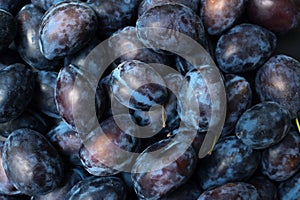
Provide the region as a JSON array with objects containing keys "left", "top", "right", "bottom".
[
  {"left": 296, "top": 118, "right": 300, "bottom": 133},
  {"left": 207, "top": 136, "right": 218, "bottom": 156},
  {"left": 162, "top": 105, "right": 166, "bottom": 128}
]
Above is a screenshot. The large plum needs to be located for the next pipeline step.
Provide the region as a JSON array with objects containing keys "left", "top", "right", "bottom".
[
  {"left": 255, "top": 54, "right": 300, "bottom": 119},
  {"left": 2, "top": 128, "right": 64, "bottom": 196},
  {"left": 39, "top": 1, "right": 98, "bottom": 60}
]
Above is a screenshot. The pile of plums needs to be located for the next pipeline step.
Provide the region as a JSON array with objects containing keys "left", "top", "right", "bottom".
[{"left": 0, "top": 0, "right": 300, "bottom": 199}]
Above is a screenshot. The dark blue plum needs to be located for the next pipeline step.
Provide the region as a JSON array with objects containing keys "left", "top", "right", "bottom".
[
  {"left": 198, "top": 182, "right": 259, "bottom": 200},
  {"left": 0, "top": 63, "right": 35, "bottom": 123},
  {"left": 178, "top": 65, "right": 225, "bottom": 132},
  {"left": 235, "top": 101, "right": 291, "bottom": 149},
  {"left": 108, "top": 26, "right": 172, "bottom": 68},
  {"left": 248, "top": 175, "right": 278, "bottom": 200},
  {"left": 136, "top": 3, "right": 208, "bottom": 54},
  {"left": 32, "top": 70, "right": 60, "bottom": 118},
  {"left": 255, "top": 54, "right": 300, "bottom": 119},
  {"left": 132, "top": 138, "right": 197, "bottom": 199},
  {"left": 31, "top": 0, "right": 77, "bottom": 11},
  {"left": 32, "top": 167, "right": 87, "bottom": 200},
  {"left": 261, "top": 126, "right": 300, "bottom": 182},
  {"left": 110, "top": 60, "right": 168, "bottom": 111},
  {"left": 0, "top": 110, "right": 48, "bottom": 138},
  {"left": 222, "top": 74, "right": 252, "bottom": 136},
  {"left": 138, "top": 0, "right": 200, "bottom": 16},
  {"left": 2, "top": 128, "right": 64, "bottom": 196},
  {"left": 66, "top": 176, "right": 126, "bottom": 200},
  {"left": 86, "top": 0, "right": 140, "bottom": 39},
  {"left": 0, "top": 0, "right": 30, "bottom": 14},
  {"left": 39, "top": 2, "right": 98, "bottom": 60},
  {"left": 215, "top": 23, "right": 277, "bottom": 73},
  {"left": 0, "top": 142, "right": 20, "bottom": 195},
  {"left": 15, "top": 4, "right": 61, "bottom": 70},
  {"left": 0, "top": 9, "right": 16, "bottom": 52},
  {"left": 47, "top": 121, "right": 82, "bottom": 166},
  {"left": 196, "top": 136, "right": 260, "bottom": 190},
  {"left": 278, "top": 171, "right": 300, "bottom": 200}
]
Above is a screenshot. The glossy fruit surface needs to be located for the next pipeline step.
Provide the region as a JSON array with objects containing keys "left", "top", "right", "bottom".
[
  {"left": 247, "top": 0, "right": 300, "bottom": 34},
  {"left": 110, "top": 60, "right": 168, "bottom": 111},
  {"left": 132, "top": 138, "right": 197, "bottom": 199},
  {"left": 222, "top": 74, "right": 252, "bottom": 136},
  {"left": 32, "top": 70, "right": 60, "bottom": 118},
  {"left": 278, "top": 171, "right": 300, "bottom": 200},
  {"left": 248, "top": 175, "right": 278, "bottom": 200},
  {"left": 0, "top": 9, "right": 16, "bottom": 52},
  {"left": 66, "top": 176, "right": 126, "bottom": 200},
  {"left": 215, "top": 23, "right": 277, "bottom": 73},
  {"left": 198, "top": 182, "right": 259, "bottom": 200},
  {"left": 236, "top": 101, "right": 291, "bottom": 149},
  {"left": 79, "top": 115, "right": 140, "bottom": 176},
  {"left": 255, "top": 54, "right": 300, "bottom": 119},
  {"left": 200, "top": 0, "right": 246, "bottom": 35},
  {"left": 138, "top": 0, "right": 200, "bottom": 16},
  {"left": 196, "top": 136, "right": 260, "bottom": 190},
  {"left": 261, "top": 127, "right": 300, "bottom": 182},
  {"left": 39, "top": 2, "right": 98, "bottom": 60},
  {"left": 2, "top": 128, "right": 64, "bottom": 196},
  {"left": 0, "top": 63, "right": 35, "bottom": 123},
  {"left": 136, "top": 3, "right": 207, "bottom": 53},
  {"left": 86, "top": 0, "right": 140, "bottom": 39},
  {"left": 15, "top": 4, "right": 60, "bottom": 70}
]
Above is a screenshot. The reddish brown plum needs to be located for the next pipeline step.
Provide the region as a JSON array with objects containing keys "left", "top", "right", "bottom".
[
  {"left": 39, "top": 2, "right": 98, "bottom": 60},
  {"left": 247, "top": 0, "right": 300, "bottom": 34},
  {"left": 198, "top": 182, "right": 259, "bottom": 200},
  {"left": 55, "top": 64, "right": 106, "bottom": 135},
  {"left": 66, "top": 176, "right": 126, "bottom": 200},
  {"left": 248, "top": 175, "right": 278, "bottom": 200},
  {"left": 2, "top": 128, "right": 64, "bottom": 196},
  {"left": 132, "top": 138, "right": 197, "bottom": 199},
  {"left": 215, "top": 23, "right": 277, "bottom": 73},
  {"left": 235, "top": 101, "right": 291, "bottom": 149},
  {"left": 222, "top": 74, "right": 252, "bottom": 136},
  {"left": 110, "top": 60, "right": 168, "bottom": 111},
  {"left": 196, "top": 136, "right": 260, "bottom": 190},
  {"left": 261, "top": 127, "right": 300, "bottom": 182},
  {"left": 255, "top": 54, "right": 300, "bottom": 119},
  {"left": 79, "top": 115, "right": 140, "bottom": 176},
  {"left": 138, "top": 0, "right": 200, "bottom": 16},
  {"left": 200, "top": 0, "right": 247, "bottom": 35}
]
